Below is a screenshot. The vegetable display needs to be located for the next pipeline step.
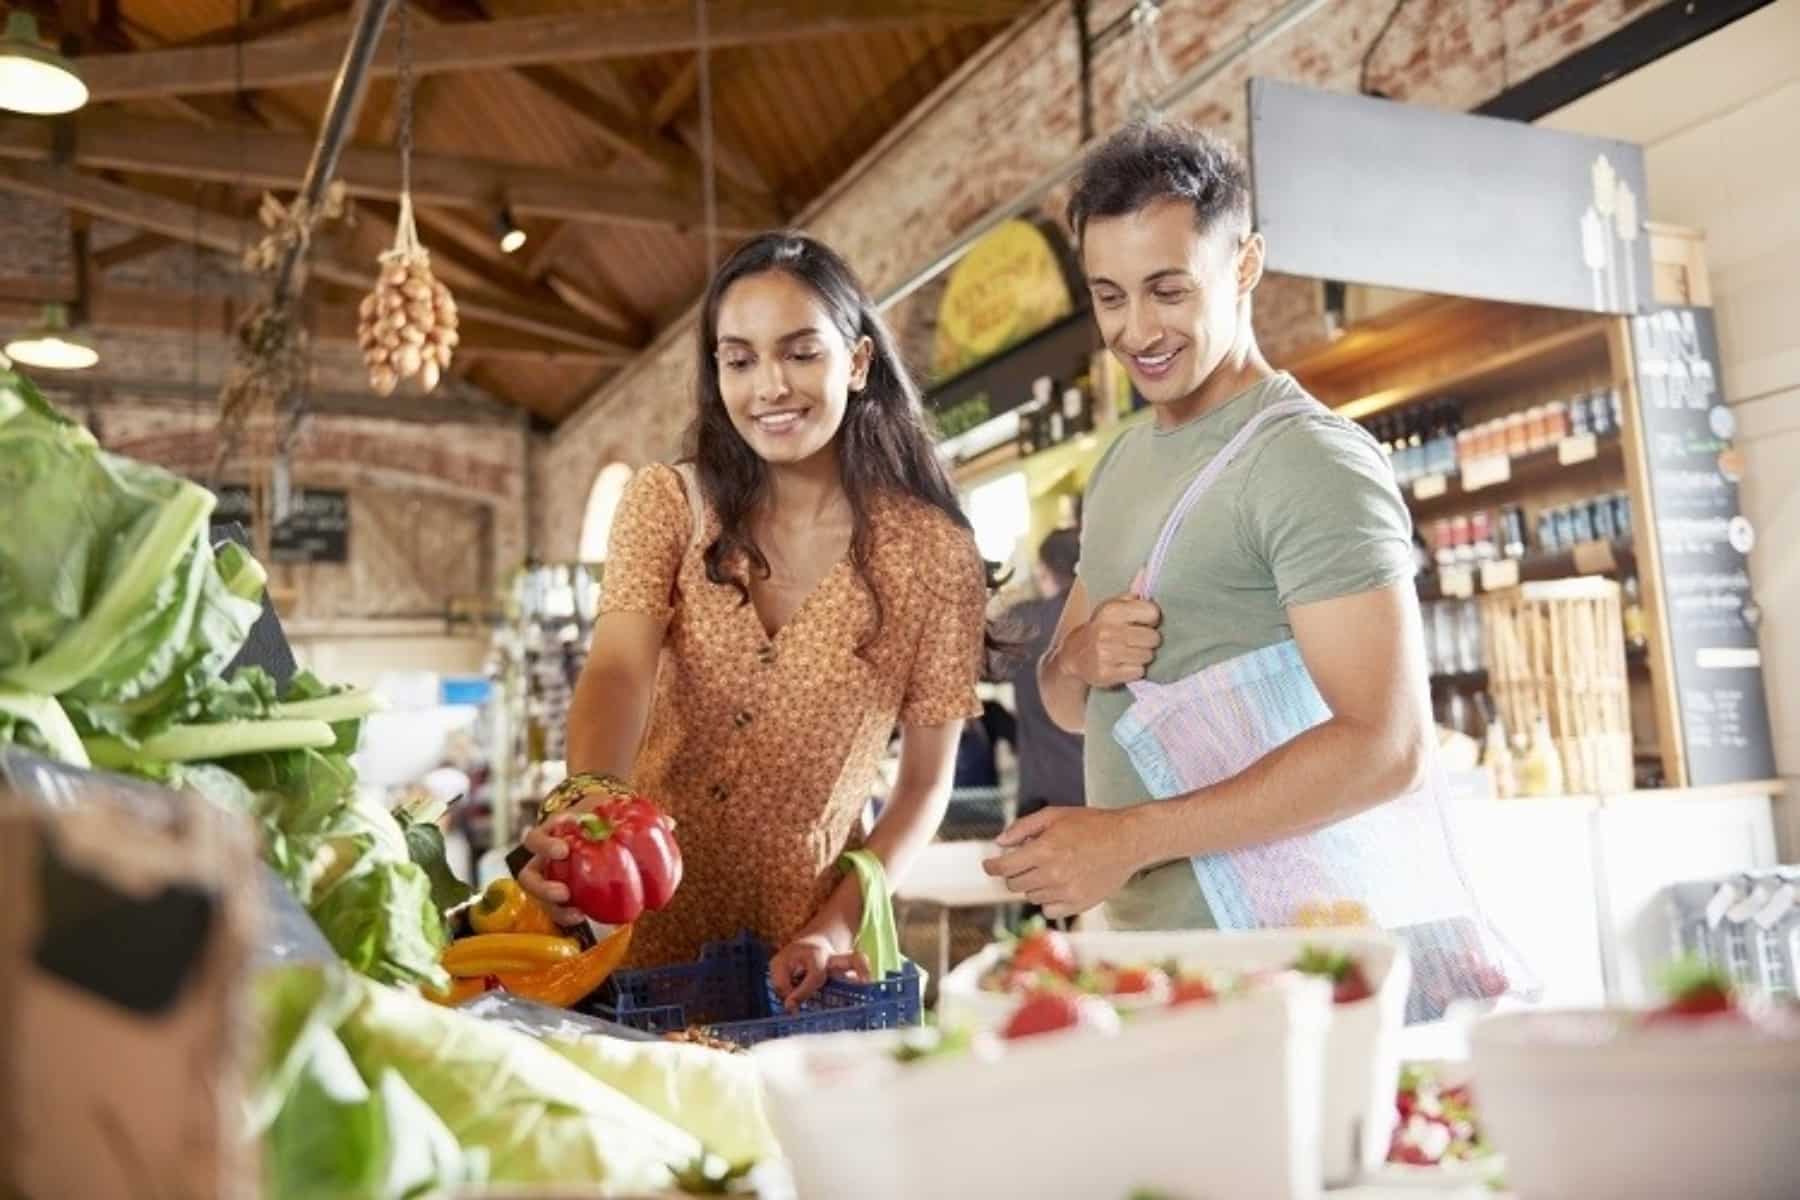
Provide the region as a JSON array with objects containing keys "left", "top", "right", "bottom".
[{"left": 0, "top": 368, "right": 466, "bottom": 989}]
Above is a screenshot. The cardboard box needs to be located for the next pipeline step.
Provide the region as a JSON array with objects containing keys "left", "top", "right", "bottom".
[{"left": 0, "top": 749, "right": 262, "bottom": 1200}]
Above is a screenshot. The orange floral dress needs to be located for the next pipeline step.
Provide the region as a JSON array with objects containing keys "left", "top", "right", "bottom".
[{"left": 598, "top": 463, "right": 987, "bottom": 968}]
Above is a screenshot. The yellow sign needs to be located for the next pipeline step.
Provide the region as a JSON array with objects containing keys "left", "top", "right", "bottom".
[{"left": 931, "top": 219, "right": 1074, "bottom": 382}]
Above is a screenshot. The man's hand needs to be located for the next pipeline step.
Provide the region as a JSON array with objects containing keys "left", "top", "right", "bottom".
[
  {"left": 1054, "top": 586, "right": 1162, "bottom": 689},
  {"left": 983, "top": 807, "right": 1147, "bottom": 920}
]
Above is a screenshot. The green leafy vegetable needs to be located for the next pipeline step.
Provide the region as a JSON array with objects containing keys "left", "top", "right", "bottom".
[
  {"left": 311, "top": 862, "right": 450, "bottom": 990},
  {"left": 545, "top": 1033, "right": 780, "bottom": 1169},
  {"left": 401, "top": 815, "right": 473, "bottom": 914}
]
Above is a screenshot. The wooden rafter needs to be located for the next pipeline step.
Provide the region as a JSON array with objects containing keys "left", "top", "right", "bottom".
[
  {"left": 0, "top": 162, "right": 634, "bottom": 358},
  {"left": 0, "top": 278, "right": 615, "bottom": 366},
  {"left": 73, "top": 1, "right": 1032, "bottom": 100},
  {"left": 647, "top": 57, "right": 701, "bottom": 131},
  {"left": 91, "top": 230, "right": 176, "bottom": 269},
  {"left": 0, "top": 111, "right": 774, "bottom": 231}
]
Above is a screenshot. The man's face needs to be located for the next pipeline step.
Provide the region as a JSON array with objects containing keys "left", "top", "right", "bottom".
[{"left": 1080, "top": 197, "right": 1260, "bottom": 411}]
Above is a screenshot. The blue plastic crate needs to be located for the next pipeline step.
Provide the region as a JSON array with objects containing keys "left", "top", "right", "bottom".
[{"left": 584, "top": 930, "right": 921, "bottom": 1047}]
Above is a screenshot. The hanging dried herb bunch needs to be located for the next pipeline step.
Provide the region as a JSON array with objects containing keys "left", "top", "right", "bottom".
[{"left": 358, "top": 204, "right": 458, "bottom": 396}]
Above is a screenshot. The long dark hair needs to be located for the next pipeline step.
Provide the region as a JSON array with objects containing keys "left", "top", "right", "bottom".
[{"left": 691, "top": 231, "right": 1008, "bottom": 669}]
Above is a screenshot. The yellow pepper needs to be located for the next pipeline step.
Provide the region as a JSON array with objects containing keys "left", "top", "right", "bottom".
[
  {"left": 424, "top": 974, "right": 493, "bottom": 1006},
  {"left": 496, "top": 924, "right": 634, "bottom": 1009},
  {"left": 442, "top": 932, "right": 581, "bottom": 977},
  {"left": 470, "top": 877, "right": 560, "bottom": 936}
]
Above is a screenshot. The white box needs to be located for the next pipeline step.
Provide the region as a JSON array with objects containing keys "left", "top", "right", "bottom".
[
  {"left": 755, "top": 975, "right": 1332, "bottom": 1200},
  {"left": 938, "top": 928, "right": 1408, "bottom": 1187}
]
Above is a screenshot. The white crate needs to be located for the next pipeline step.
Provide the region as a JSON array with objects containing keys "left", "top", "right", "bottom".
[
  {"left": 754, "top": 975, "right": 1332, "bottom": 1200},
  {"left": 938, "top": 927, "right": 1409, "bottom": 1187}
]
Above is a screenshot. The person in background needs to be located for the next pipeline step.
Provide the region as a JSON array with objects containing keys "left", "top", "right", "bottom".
[
  {"left": 1006, "top": 528, "right": 1086, "bottom": 821},
  {"left": 515, "top": 232, "right": 1003, "bottom": 1007}
]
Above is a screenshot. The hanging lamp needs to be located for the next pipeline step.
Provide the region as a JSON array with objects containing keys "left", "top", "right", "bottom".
[
  {"left": 0, "top": 11, "right": 88, "bottom": 116},
  {"left": 4, "top": 303, "right": 98, "bottom": 370}
]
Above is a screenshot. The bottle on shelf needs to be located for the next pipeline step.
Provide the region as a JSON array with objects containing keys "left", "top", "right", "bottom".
[
  {"left": 1061, "top": 384, "right": 1089, "bottom": 438},
  {"left": 1500, "top": 504, "right": 1527, "bottom": 559},
  {"left": 1546, "top": 399, "right": 1570, "bottom": 443},
  {"left": 1569, "top": 391, "right": 1593, "bottom": 438},
  {"left": 1503, "top": 411, "right": 1529, "bottom": 459},
  {"left": 1470, "top": 509, "right": 1498, "bottom": 563},
  {"left": 1482, "top": 706, "right": 1518, "bottom": 799},
  {"left": 1622, "top": 575, "right": 1649, "bottom": 655},
  {"left": 1450, "top": 513, "right": 1475, "bottom": 565},
  {"left": 1518, "top": 714, "right": 1566, "bottom": 797}
]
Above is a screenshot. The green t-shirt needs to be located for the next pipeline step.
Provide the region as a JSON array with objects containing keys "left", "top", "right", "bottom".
[{"left": 1078, "top": 372, "right": 1415, "bottom": 930}]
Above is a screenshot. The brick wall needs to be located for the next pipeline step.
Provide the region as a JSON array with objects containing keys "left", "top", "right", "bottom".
[
  {"left": 4, "top": 195, "right": 530, "bottom": 615},
  {"left": 538, "top": 0, "right": 1665, "bottom": 559}
]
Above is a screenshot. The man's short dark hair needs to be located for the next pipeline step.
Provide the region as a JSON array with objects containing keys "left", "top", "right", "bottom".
[
  {"left": 1066, "top": 118, "right": 1251, "bottom": 245},
  {"left": 1038, "top": 527, "right": 1080, "bottom": 587}
]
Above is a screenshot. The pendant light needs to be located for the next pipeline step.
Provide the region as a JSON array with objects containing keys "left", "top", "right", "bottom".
[
  {"left": 5, "top": 303, "right": 99, "bottom": 371},
  {"left": 0, "top": 11, "right": 88, "bottom": 116}
]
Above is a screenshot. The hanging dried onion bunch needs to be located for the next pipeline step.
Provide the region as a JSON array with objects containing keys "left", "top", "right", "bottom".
[{"left": 357, "top": 193, "right": 457, "bottom": 395}]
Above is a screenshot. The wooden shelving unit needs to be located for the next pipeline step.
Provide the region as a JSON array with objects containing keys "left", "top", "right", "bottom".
[{"left": 1292, "top": 293, "right": 1673, "bottom": 786}]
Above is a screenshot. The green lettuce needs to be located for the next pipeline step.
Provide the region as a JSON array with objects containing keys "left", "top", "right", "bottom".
[{"left": 257, "top": 965, "right": 702, "bottom": 1197}]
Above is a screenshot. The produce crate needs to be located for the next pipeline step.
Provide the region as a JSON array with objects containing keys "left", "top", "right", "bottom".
[{"left": 584, "top": 931, "right": 922, "bottom": 1047}]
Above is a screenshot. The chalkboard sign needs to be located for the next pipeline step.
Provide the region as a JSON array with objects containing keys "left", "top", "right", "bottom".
[
  {"left": 1631, "top": 306, "right": 1776, "bottom": 785},
  {"left": 211, "top": 484, "right": 350, "bottom": 564},
  {"left": 254, "top": 863, "right": 338, "bottom": 969},
  {"left": 925, "top": 310, "right": 1099, "bottom": 451},
  {"left": 1249, "top": 78, "right": 1653, "bottom": 315}
]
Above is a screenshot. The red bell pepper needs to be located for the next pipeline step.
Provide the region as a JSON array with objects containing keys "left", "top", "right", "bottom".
[{"left": 542, "top": 797, "right": 682, "bottom": 925}]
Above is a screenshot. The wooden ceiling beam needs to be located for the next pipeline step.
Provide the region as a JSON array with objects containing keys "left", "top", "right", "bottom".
[
  {"left": 0, "top": 278, "right": 614, "bottom": 365},
  {"left": 169, "top": 0, "right": 353, "bottom": 48},
  {"left": 72, "top": 0, "right": 1033, "bottom": 100},
  {"left": 0, "top": 110, "right": 768, "bottom": 231},
  {"left": 647, "top": 57, "right": 701, "bottom": 131},
  {"left": 91, "top": 230, "right": 173, "bottom": 269},
  {"left": 0, "top": 162, "right": 634, "bottom": 358}
]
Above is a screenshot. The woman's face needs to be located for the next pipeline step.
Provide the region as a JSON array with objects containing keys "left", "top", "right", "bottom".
[{"left": 714, "top": 269, "right": 872, "bottom": 467}]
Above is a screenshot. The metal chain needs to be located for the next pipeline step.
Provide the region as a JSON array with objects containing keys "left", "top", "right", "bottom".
[
  {"left": 696, "top": 0, "right": 717, "bottom": 271},
  {"left": 1126, "top": 0, "right": 1170, "bottom": 118},
  {"left": 397, "top": 0, "right": 413, "bottom": 205}
]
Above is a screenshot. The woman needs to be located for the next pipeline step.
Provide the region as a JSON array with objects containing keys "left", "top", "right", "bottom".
[{"left": 519, "top": 232, "right": 997, "bottom": 1006}]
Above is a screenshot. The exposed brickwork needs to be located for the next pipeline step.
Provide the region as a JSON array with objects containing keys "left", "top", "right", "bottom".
[{"left": 539, "top": 0, "right": 1664, "bottom": 559}]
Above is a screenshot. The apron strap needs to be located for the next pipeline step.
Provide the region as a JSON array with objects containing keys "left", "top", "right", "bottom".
[{"left": 1137, "top": 397, "right": 1318, "bottom": 601}]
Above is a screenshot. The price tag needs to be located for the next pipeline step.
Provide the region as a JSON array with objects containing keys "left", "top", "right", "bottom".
[
  {"left": 1412, "top": 474, "right": 1448, "bottom": 501},
  {"left": 1571, "top": 540, "right": 1619, "bottom": 575},
  {"left": 1558, "top": 434, "right": 1599, "bottom": 465},
  {"left": 1461, "top": 455, "right": 1511, "bottom": 492},
  {"left": 1480, "top": 558, "right": 1520, "bottom": 592},
  {"left": 1440, "top": 566, "right": 1475, "bottom": 599}
]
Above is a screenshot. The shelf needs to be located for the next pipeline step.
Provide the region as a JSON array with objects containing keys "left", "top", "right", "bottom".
[
  {"left": 1402, "top": 434, "right": 1625, "bottom": 517},
  {"left": 1328, "top": 318, "right": 1611, "bottom": 423},
  {"left": 1432, "top": 642, "right": 1648, "bottom": 690},
  {"left": 1418, "top": 539, "right": 1636, "bottom": 603}
]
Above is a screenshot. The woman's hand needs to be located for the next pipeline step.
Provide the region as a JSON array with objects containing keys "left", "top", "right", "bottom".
[
  {"left": 516, "top": 799, "right": 599, "bottom": 927},
  {"left": 768, "top": 930, "right": 869, "bottom": 1011}
]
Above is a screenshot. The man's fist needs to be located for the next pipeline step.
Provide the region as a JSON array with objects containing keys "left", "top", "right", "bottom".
[{"left": 1057, "top": 591, "right": 1162, "bottom": 688}]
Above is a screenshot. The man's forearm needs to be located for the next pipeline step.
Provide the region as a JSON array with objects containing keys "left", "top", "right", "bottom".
[
  {"left": 1037, "top": 638, "right": 1090, "bottom": 733},
  {"left": 1121, "top": 715, "right": 1428, "bottom": 868}
]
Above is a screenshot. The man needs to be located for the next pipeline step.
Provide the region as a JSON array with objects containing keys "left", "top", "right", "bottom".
[
  {"left": 984, "top": 119, "right": 1432, "bottom": 928},
  {"left": 1006, "top": 528, "right": 1085, "bottom": 821}
]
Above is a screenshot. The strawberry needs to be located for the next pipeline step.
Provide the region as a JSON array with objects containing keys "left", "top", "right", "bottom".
[
  {"left": 1108, "top": 965, "right": 1170, "bottom": 997},
  {"left": 1169, "top": 978, "right": 1216, "bottom": 1006},
  {"left": 1293, "top": 945, "right": 1374, "bottom": 1004},
  {"left": 1645, "top": 959, "right": 1741, "bottom": 1025},
  {"left": 1002, "top": 989, "right": 1119, "bottom": 1041},
  {"left": 1010, "top": 926, "right": 1078, "bottom": 979}
]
